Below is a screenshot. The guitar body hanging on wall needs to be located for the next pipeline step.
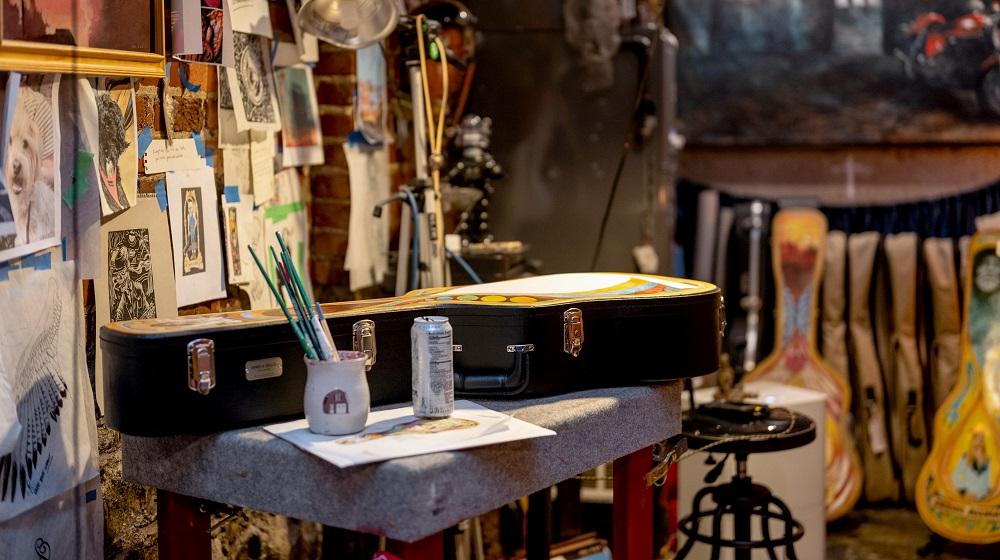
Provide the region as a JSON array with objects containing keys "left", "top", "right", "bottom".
[
  {"left": 742, "top": 208, "right": 863, "bottom": 520},
  {"left": 917, "top": 231, "right": 1000, "bottom": 544}
]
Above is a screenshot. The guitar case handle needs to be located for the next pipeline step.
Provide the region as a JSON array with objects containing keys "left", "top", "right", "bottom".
[{"left": 453, "top": 346, "right": 532, "bottom": 397}]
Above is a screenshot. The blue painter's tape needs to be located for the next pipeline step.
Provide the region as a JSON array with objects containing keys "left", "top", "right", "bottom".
[
  {"left": 192, "top": 131, "right": 205, "bottom": 156},
  {"left": 206, "top": 146, "right": 215, "bottom": 157},
  {"left": 155, "top": 179, "right": 168, "bottom": 212},
  {"left": 21, "top": 251, "right": 51, "bottom": 271},
  {"left": 137, "top": 126, "right": 153, "bottom": 158},
  {"left": 224, "top": 185, "right": 240, "bottom": 203},
  {"left": 86, "top": 489, "right": 97, "bottom": 503},
  {"left": 0, "top": 261, "right": 13, "bottom": 281},
  {"left": 205, "top": 154, "right": 214, "bottom": 168},
  {"left": 62, "top": 237, "right": 67, "bottom": 261},
  {"left": 178, "top": 62, "right": 202, "bottom": 92}
]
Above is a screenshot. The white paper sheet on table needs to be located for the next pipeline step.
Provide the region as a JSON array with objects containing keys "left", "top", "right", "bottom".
[{"left": 265, "top": 401, "right": 556, "bottom": 468}]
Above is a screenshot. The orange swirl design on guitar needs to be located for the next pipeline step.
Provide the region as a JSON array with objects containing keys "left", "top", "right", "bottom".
[
  {"left": 917, "top": 232, "right": 1000, "bottom": 544},
  {"left": 743, "top": 208, "right": 863, "bottom": 521}
]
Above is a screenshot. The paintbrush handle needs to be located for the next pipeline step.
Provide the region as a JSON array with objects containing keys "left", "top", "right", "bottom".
[{"left": 248, "top": 244, "right": 317, "bottom": 360}]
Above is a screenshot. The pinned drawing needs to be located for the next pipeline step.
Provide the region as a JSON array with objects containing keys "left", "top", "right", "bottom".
[
  {"left": 107, "top": 229, "right": 156, "bottom": 322},
  {"left": 182, "top": 187, "right": 206, "bottom": 276},
  {"left": 95, "top": 78, "right": 137, "bottom": 216},
  {"left": 0, "top": 257, "right": 98, "bottom": 522},
  {"left": 227, "top": 31, "right": 282, "bottom": 131},
  {"left": 226, "top": 207, "right": 242, "bottom": 277},
  {"left": 276, "top": 65, "right": 323, "bottom": 166}
]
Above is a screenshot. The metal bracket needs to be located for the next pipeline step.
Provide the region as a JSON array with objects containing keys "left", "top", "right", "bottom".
[
  {"left": 563, "top": 308, "right": 584, "bottom": 357},
  {"left": 507, "top": 344, "right": 535, "bottom": 353},
  {"left": 187, "top": 338, "right": 216, "bottom": 395},
  {"left": 352, "top": 319, "right": 377, "bottom": 371}
]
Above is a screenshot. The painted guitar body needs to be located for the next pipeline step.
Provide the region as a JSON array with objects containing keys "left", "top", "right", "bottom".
[
  {"left": 743, "top": 208, "right": 863, "bottom": 520},
  {"left": 917, "top": 232, "right": 1000, "bottom": 544}
]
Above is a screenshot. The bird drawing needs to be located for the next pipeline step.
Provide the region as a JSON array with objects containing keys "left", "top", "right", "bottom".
[{"left": 0, "top": 281, "right": 67, "bottom": 503}]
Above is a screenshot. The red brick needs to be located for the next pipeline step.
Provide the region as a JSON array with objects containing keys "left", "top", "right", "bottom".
[
  {"left": 136, "top": 92, "right": 161, "bottom": 131},
  {"left": 311, "top": 256, "right": 347, "bottom": 286},
  {"left": 322, "top": 141, "right": 348, "bottom": 168},
  {"left": 137, "top": 174, "right": 164, "bottom": 195},
  {"left": 172, "top": 95, "right": 206, "bottom": 132},
  {"left": 311, "top": 171, "right": 351, "bottom": 200},
  {"left": 312, "top": 229, "right": 349, "bottom": 257},
  {"left": 320, "top": 113, "right": 354, "bottom": 139},
  {"left": 312, "top": 200, "right": 351, "bottom": 229},
  {"left": 314, "top": 46, "right": 355, "bottom": 75},
  {"left": 317, "top": 79, "right": 355, "bottom": 106}
]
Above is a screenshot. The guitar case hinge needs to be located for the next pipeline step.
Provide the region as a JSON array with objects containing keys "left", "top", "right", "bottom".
[
  {"left": 564, "top": 308, "right": 584, "bottom": 357},
  {"left": 187, "top": 338, "right": 216, "bottom": 395},
  {"left": 352, "top": 319, "right": 377, "bottom": 371}
]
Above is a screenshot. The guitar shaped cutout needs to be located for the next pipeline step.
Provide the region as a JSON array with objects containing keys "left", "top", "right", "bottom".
[
  {"left": 743, "top": 208, "right": 863, "bottom": 521},
  {"left": 917, "top": 231, "right": 1000, "bottom": 544}
]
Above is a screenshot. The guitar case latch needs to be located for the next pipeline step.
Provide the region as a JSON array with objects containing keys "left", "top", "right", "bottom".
[
  {"left": 352, "top": 319, "right": 377, "bottom": 371},
  {"left": 187, "top": 338, "right": 216, "bottom": 395},
  {"left": 563, "top": 308, "right": 584, "bottom": 357}
]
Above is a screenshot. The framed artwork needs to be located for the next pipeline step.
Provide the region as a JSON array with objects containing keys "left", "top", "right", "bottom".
[
  {"left": 0, "top": 0, "right": 166, "bottom": 77},
  {"left": 670, "top": 0, "right": 1000, "bottom": 144}
]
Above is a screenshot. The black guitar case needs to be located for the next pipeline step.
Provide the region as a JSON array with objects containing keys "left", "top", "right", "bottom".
[{"left": 102, "top": 273, "right": 721, "bottom": 435}]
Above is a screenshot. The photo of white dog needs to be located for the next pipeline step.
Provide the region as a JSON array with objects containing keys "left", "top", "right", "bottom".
[{"left": 4, "top": 78, "right": 58, "bottom": 248}]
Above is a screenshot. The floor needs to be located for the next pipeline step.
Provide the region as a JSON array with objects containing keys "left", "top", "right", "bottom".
[{"left": 827, "top": 507, "right": 1000, "bottom": 560}]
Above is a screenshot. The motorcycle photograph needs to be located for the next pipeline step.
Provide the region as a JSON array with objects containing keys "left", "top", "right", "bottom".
[{"left": 894, "top": 5, "right": 1000, "bottom": 118}]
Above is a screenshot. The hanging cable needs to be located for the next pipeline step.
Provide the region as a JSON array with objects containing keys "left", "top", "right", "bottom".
[{"left": 446, "top": 248, "right": 483, "bottom": 284}]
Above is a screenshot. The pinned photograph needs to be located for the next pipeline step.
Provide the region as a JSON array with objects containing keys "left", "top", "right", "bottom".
[
  {"left": 95, "top": 77, "right": 137, "bottom": 216},
  {"left": 0, "top": 73, "right": 61, "bottom": 263},
  {"left": 166, "top": 167, "right": 226, "bottom": 306},
  {"left": 226, "top": 31, "right": 282, "bottom": 131},
  {"left": 176, "top": 0, "right": 235, "bottom": 66},
  {"left": 276, "top": 65, "right": 323, "bottom": 167}
]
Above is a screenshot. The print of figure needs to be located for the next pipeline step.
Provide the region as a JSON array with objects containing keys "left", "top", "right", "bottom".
[
  {"left": 227, "top": 207, "right": 241, "bottom": 276},
  {"left": 108, "top": 228, "right": 156, "bottom": 321},
  {"left": 96, "top": 85, "right": 132, "bottom": 214},
  {"left": 337, "top": 417, "right": 478, "bottom": 445},
  {"left": 182, "top": 188, "right": 205, "bottom": 275},
  {"left": 952, "top": 430, "right": 993, "bottom": 500}
]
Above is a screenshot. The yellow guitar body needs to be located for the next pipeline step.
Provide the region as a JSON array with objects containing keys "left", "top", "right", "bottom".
[
  {"left": 743, "top": 208, "right": 863, "bottom": 521},
  {"left": 917, "top": 232, "right": 1000, "bottom": 543}
]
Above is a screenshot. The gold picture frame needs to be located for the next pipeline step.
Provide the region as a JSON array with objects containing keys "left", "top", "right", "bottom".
[{"left": 0, "top": 0, "right": 166, "bottom": 78}]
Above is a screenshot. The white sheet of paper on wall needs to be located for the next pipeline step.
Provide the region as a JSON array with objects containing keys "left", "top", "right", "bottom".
[
  {"left": 229, "top": 0, "right": 273, "bottom": 38},
  {"left": 250, "top": 131, "right": 276, "bottom": 204},
  {"left": 166, "top": 167, "right": 227, "bottom": 307},
  {"left": 143, "top": 138, "right": 203, "bottom": 174},
  {"left": 226, "top": 32, "right": 283, "bottom": 132},
  {"left": 59, "top": 77, "right": 102, "bottom": 280},
  {"left": 223, "top": 146, "right": 252, "bottom": 198},
  {"left": 171, "top": 0, "right": 203, "bottom": 55}
]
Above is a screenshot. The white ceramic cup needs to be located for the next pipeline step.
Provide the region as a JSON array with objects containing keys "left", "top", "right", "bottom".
[{"left": 304, "top": 351, "right": 370, "bottom": 435}]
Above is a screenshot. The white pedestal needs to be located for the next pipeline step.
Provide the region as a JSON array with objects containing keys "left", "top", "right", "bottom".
[{"left": 678, "top": 381, "right": 827, "bottom": 560}]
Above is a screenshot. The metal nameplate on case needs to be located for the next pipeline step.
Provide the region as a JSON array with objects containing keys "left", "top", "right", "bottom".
[
  {"left": 187, "top": 338, "right": 216, "bottom": 395},
  {"left": 563, "top": 308, "right": 584, "bottom": 357},
  {"left": 245, "top": 357, "right": 283, "bottom": 381}
]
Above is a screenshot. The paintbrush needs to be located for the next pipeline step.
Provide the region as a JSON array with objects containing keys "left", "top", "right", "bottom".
[
  {"left": 271, "top": 246, "right": 325, "bottom": 361},
  {"left": 277, "top": 232, "right": 338, "bottom": 361},
  {"left": 248, "top": 244, "right": 317, "bottom": 360}
]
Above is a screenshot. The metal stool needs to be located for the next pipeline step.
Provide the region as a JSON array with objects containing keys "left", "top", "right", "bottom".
[{"left": 675, "top": 403, "right": 816, "bottom": 560}]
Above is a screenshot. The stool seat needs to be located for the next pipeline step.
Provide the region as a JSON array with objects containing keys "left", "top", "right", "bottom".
[{"left": 682, "top": 402, "right": 816, "bottom": 455}]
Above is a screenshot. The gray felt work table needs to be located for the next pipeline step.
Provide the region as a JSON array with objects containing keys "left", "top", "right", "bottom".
[{"left": 122, "top": 383, "right": 682, "bottom": 560}]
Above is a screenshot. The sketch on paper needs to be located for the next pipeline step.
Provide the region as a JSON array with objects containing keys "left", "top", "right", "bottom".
[
  {"left": 0, "top": 263, "right": 97, "bottom": 522},
  {"left": 182, "top": 187, "right": 206, "bottom": 276},
  {"left": 230, "top": 31, "right": 281, "bottom": 129},
  {"left": 276, "top": 65, "right": 323, "bottom": 166},
  {"left": 96, "top": 78, "right": 136, "bottom": 216},
  {"left": 107, "top": 228, "right": 156, "bottom": 322},
  {"left": 3, "top": 74, "right": 60, "bottom": 256}
]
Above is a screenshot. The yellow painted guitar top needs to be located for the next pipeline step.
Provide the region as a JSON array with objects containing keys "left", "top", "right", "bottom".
[
  {"left": 917, "top": 231, "right": 1000, "bottom": 543},
  {"left": 743, "top": 208, "right": 863, "bottom": 521}
]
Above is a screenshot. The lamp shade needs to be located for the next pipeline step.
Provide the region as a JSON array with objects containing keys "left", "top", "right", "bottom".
[{"left": 297, "top": 0, "right": 399, "bottom": 49}]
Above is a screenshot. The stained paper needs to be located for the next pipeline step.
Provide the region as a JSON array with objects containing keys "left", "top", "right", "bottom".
[
  {"left": 94, "top": 197, "right": 178, "bottom": 410},
  {"left": 166, "top": 167, "right": 227, "bottom": 306},
  {"left": 94, "top": 77, "right": 137, "bottom": 216},
  {"left": 0, "top": 74, "right": 62, "bottom": 263},
  {"left": 276, "top": 65, "right": 324, "bottom": 167},
  {"left": 250, "top": 131, "right": 276, "bottom": 204},
  {"left": 0, "top": 253, "right": 99, "bottom": 522},
  {"left": 226, "top": 32, "right": 282, "bottom": 132}
]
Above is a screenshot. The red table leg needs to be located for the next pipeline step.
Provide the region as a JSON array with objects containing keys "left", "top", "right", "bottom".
[
  {"left": 614, "top": 445, "right": 654, "bottom": 560},
  {"left": 157, "top": 489, "right": 211, "bottom": 560},
  {"left": 385, "top": 532, "right": 444, "bottom": 560}
]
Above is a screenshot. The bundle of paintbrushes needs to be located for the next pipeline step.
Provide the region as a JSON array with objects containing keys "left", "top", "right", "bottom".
[{"left": 248, "top": 233, "right": 339, "bottom": 362}]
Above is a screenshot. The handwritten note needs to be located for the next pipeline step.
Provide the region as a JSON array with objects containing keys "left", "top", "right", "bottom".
[{"left": 143, "top": 139, "right": 204, "bottom": 174}]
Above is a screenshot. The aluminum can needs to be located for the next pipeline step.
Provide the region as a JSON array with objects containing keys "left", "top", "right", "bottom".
[{"left": 411, "top": 316, "right": 454, "bottom": 418}]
